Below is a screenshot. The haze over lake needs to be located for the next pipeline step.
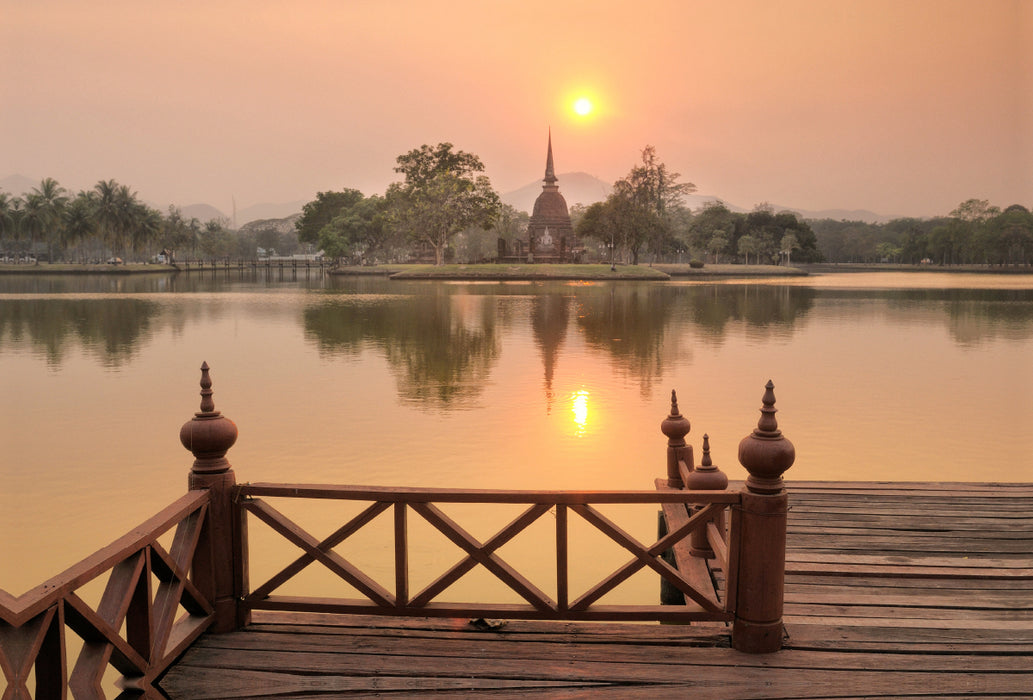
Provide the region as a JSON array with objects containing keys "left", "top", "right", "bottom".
[{"left": 2, "top": 271, "right": 1032, "bottom": 594}]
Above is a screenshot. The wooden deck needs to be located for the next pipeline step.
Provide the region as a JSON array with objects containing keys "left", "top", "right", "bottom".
[{"left": 160, "top": 482, "right": 1033, "bottom": 698}]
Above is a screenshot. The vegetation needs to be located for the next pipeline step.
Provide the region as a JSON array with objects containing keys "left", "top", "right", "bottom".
[
  {"left": 4, "top": 161, "right": 1026, "bottom": 270},
  {"left": 575, "top": 146, "right": 695, "bottom": 265},
  {"left": 385, "top": 143, "right": 501, "bottom": 265},
  {"left": 0, "top": 177, "right": 260, "bottom": 263},
  {"left": 810, "top": 199, "right": 1033, "bottom": 266}
]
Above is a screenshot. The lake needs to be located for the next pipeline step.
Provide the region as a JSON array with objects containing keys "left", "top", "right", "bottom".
[{"left": 2, "top": 270, "right": 1032, "bottom": 595}]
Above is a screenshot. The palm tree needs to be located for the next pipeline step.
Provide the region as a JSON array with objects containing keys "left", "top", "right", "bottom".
[
  {"left": 0, "top": 192, "right": 23, "bottom": 254},
  {"left": 63, "top": 192, "right": 96, "bottom": 262},
  {"left": 31, "top": 177, "right": 69, "bottom": 261}
]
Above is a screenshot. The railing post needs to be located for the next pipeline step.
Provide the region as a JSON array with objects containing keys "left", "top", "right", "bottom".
[
  {"left": 180, "top": 362, "right": 250, "bottom": 633},
  {"left": 732, "top": 381, "right": 794, "bottom": 653},
  {"left": 660, "top": 390, "right": 693, "bottom": 487},
  {"left": 686, "top": 434, "right": 728, "bottom": 558}
]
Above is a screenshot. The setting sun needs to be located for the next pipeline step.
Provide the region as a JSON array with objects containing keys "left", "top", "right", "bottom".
[{"left": 573, "top": 97, "right": 593, "bottom": 116}]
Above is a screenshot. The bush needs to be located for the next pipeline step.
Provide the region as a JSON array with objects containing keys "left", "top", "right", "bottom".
[{"left": 689, "top": 259, "right": 705, "bottom": 269}]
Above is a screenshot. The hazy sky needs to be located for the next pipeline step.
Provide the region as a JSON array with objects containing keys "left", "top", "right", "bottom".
[{"left": 3, "top": 0, "right": 1030, "bottom": 217}]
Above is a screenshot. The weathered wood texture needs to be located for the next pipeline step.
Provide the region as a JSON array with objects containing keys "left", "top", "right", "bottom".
[{"left": 161, "top": 482, "right": 1033, "bottom": 698}]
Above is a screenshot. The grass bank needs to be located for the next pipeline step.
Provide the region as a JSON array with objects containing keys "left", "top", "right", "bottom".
[
  {"left": 338, "top": 264, "right": 672, "bottom": 281},
  {"left": 654, "top": 263, "right": 807, "bottom": 277}
]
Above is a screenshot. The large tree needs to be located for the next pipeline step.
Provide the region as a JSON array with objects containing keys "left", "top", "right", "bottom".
[
  {"left": 386, "top": 143, "right": 500, "bottom": 265},
  {"left": 589, "top": 146, "right": 695, "bottom": 265},
  {"left": 317, "top": 194, "right": 389, "bottom": 263},
  {"left": 295, "top": 189, "right": 365, "bottom": 245}
]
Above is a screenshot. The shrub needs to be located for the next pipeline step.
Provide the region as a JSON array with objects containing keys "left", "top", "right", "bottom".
[{"left": 689, "top": 259, "right": 705, "bottom": 269}]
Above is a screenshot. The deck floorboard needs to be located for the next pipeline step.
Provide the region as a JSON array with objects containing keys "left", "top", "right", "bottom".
[{"left": 160, "top": 482, "right": 1032, "bottom": 698}]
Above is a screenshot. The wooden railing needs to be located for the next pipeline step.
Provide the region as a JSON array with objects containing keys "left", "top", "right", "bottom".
[
  {"left": 0, "top": 365, "right": 795, "bottom": 695},
  {"left": 237, "top": 484, "right": 740, "bottom": 623},
  {"left": 0, "top": 491, "right": 213, "bottom": 698}
]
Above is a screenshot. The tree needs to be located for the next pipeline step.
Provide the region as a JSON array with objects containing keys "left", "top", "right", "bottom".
[
  {"left": 28, "top": 178, "right": 69, "bottom": 261},
  {"left": 296, "top": 189, "right": 365, "bottom": 245},
  {"left": 950, "top": 198, "right": 1000, "bottom": 223},
  {"left": 63, "top": 192, "right": 96, "bottom": 262},
  {"left": 387, "top": 143, "right": 500, "bottom": 265},
  {"left": 575, "top": 200, "right": 620, "bottom": 264},
  {"left": 707, "top": 232, "right": 729, "bottom": 264},
  {"left": 607, "top": 146, "right": 695, "bottom": 264},
  {"left": 738, "top": 234, "right": 761, "bottom": 265},
  {"left": 780, "top": 233, "right": 800, "bottom": 266},
  {"left": 688, "top": 202, "right": 739, "bottom": 259},
  {"left": 317, "top": 194, "right": 389, "bottom": 263}
]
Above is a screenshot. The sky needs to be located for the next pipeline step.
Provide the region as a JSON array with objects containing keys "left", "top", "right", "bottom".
[{"left": 3, "top": 0, "right": 1031, "bottom": 218}]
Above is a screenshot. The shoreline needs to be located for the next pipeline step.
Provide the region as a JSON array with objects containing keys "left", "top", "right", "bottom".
[{"left": 2, "top": 261, "right": 1030, "bottom": 280}]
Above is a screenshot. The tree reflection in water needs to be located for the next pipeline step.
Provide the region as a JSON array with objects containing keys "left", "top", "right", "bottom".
[
  {"left": 0, "top": 298, "right": 160, "bottom": 367},
  {"left": 303, "top": 287, "right": 499, "bottom": 407}
]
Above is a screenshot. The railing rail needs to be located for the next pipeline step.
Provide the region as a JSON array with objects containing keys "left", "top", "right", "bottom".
[
  {"left": 237, "top": 483, "right": 740, "bottom": 623},
  {"left": 0, "top": 490, "right": 214, "bottom": 697}
]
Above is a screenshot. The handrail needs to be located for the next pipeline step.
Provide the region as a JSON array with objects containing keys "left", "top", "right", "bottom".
[
  {"left": 0, "top": 490, "right": 214, "bottom": 696},
  {"left": 1, "top": 491, "right": 209, "bottom": 624},
  {"left": 239, "top": 482, "right": 742, "bottom": 503},
  {"left": 237, "top": 483, "right": 739, "bottom": 623}
]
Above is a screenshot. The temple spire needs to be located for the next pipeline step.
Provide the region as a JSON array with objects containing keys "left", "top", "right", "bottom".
[{"left": 544, "top": 128, "right": 557, "bottom": 184}]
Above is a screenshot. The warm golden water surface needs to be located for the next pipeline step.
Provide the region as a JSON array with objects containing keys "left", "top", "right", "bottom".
[{"left": 3, "top": 271, "right": 1032, "bottom": 594}]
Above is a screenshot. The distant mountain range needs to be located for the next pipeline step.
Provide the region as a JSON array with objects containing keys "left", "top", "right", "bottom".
[{"left": 2, "top": 171, "right": 893, "bottom": 225}]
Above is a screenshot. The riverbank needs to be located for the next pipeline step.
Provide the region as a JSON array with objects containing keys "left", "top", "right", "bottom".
[
  {"left": 333, "top": 263, "right": 806, "bottom": 280},
  {"left": 802, "top": 262, "right": 1033, "bottom": 274},
  {"left": 0, "top": 262, "right": 173, "bottom": 275}
]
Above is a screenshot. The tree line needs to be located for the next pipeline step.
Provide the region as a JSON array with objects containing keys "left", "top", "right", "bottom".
[
  {"left": 6, "top": 148, "right": 1027, "bottom": 268},
  {"left": 0, "top": 178, "right": 257, "bottom": 263},
  {"left": 810, "top": 199, "right": 1033, "bottom": 265}
]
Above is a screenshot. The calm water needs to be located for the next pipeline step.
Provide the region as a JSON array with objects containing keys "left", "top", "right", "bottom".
[{"left": 2, "top": 270, "right": 1032, "bottom": 595}]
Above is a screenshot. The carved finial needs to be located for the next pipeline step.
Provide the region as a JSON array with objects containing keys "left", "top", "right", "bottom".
[
  {"left": 701, "top": 434, "right": 712, "bottom": 467},
  {"left": 660, "top": 389, "right": 693, "bottom": 486},
  {"left": 199, "top": 361, "right": 217, "bottom": 415},
  {"left": 755, "top": 380, "right": 779, "bottom": 435},
  {"left": 182, "top": 363, "right": 238, "bottom": 475},
  {"left": 661, "top": 389, "right": 691, "bottom": 445},
  {"left": 738, "top": 381, "right": 795, "bottom": 494}
]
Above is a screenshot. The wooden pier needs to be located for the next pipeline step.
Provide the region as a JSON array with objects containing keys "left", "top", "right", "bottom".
[
  {"left": 159, "top": 481, "right": 1033, "bottom": 698},
  {"left": 2, "top": 368, "right": 1029, "bottom": 698}
]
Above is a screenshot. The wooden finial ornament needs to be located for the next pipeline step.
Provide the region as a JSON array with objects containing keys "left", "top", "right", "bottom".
[
  {"left": 660, "top": 389, "right": 692, "bottom": 487},
  {"left": 738, "top": 380, "right": 795, "bottom": 494},
  {"left": 181, "top": 362, "right": 238, "bottom": 474}
]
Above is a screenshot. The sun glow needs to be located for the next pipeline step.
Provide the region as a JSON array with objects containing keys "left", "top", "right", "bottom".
[
  {"left": 573, "top": 97, "right": 593, "bottom": 116},
  {"left": 571, "top": 390, "right": 590, "bottom": 435}
]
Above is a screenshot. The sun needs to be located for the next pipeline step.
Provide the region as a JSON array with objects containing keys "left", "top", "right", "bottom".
[{"left": 573, "top": 97, "right": 593, "bottom": 116}]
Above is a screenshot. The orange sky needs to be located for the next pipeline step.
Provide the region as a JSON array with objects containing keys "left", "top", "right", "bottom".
[{"left": 2, "top": 0, "right": 1030, "bottom": 217}]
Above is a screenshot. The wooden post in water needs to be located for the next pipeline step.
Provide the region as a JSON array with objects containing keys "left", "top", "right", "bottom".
[
  {"left": 180, "top": 362, "right": 250, "bottom": 633},
  {"left": 732, "top": 381, "right": 794, "bottom": 653}
]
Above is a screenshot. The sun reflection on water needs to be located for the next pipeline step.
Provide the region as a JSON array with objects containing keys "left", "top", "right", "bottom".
[{"left": 571, "top": 390, "right": 590, "bottom": 436}]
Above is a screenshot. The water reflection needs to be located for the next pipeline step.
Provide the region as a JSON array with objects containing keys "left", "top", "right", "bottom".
[
  {"left": 684, "top": 284, "right": 817, "bottom": 339},
  {"left": 530, "top": 293, "right": 569, "bottom": 410},
  {"left": 303, "top": 288, "right": 499, "bottom": 407},
  {"left": 3, "top": 277, "right": 1032, "bottom": 403},
  {"left": 0, "top": 297, "right": 160, "bottom": 367}
]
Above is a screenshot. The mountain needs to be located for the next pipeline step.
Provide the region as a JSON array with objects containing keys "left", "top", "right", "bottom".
[
  {"left": 237, "top": 200, "right": 306, "bottom": 225},
  {"left": 0, "top": 174, "right": 38, "bottom": 196},
  {"left": 178, "top": 203, "right": 227, "bottom": 223},
  {"left": 789, "top": 207, "right": 893, "bottom": 224},
  {"left": 238, "top": 213, "right": 301, "bottom": 235}
]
